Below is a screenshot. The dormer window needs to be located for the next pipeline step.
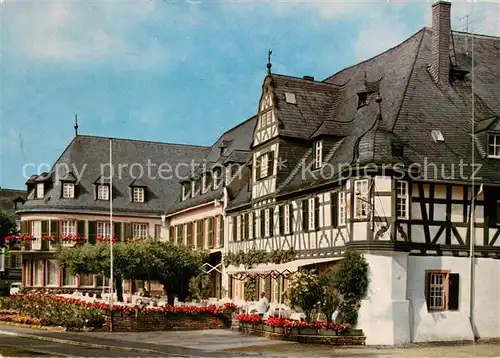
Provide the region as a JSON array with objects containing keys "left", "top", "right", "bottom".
[
  {"left": 36, "top": 183, "right": 44, "bottom": 199},
  {"left": 181, "top": 182, "right": 191, "bottom": 201},
  {"left": 313, "top": 140, "right": 323, "bottom": 169},
  {"left": 285, "top": 92, "right": 296, "bottom": 104},
  {"left": 358, "top": 92, "right": 368, "bottom": 108},
  {"left": 62, "top": 182, "right": 75, "bottom": 199},
  {"left": 133, "top": 187, "right": 145, "bottom": 203},
  {"left": 202, "top": 173, "right": 207, "bottom": 194},
  {"left": 97, "top": 185, "right": 109, "bottom": 200},
  {"left": 256, "top": 152, "right": 274, "bottom": 180},
  {"left": 488, "top": 133, "right": 500, "bottom": 158},
  {"left": 213, "top": 168, "right": 222, "bottom": 190}
]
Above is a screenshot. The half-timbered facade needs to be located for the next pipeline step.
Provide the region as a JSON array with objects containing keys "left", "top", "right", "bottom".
[
  {"left": 223, "top": 0, "right": 500, "bottom": 346},
  {"left": 13, "top": 134, "right": 208, "bottom": 295},
  {"left": 165, "top": 117, "right": 256, "bottom": 298}
]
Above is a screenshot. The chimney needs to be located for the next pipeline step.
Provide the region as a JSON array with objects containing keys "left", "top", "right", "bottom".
[{"left": 430, "top": 1, "right": 451, "bottom": 84}]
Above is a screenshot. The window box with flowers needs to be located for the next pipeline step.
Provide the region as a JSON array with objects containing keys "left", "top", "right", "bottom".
[
  {"left": 42, "top": 234, "right": 59, "bottom": 250},
  {"left": 7, "top": 234, "right": 36, "bottom": 250},
  {"left": 60, "top": 234, "right": 85, "bottom": 246},
  {"left": 96, "top": 236, "right": 119, "bottom": 244}
]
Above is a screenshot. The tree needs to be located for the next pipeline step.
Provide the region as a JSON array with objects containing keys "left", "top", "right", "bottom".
[
  {"left": 0, "top": 210, "right": 17, "bottom": 244},
  {"left": 56, "top": 242, "right": 128, "bottom": 302},
  {"left": 287, "top": 270, "right": 322, "bottom": 322},
  {"left": 318, "top": 268, "right": 342, "bottom": 325},
  {"left": 122, "top": 240, "right": 208, "bottom": 305}
]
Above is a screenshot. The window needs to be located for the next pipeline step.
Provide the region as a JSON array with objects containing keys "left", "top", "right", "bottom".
[
  {"left": 254, "top": 211, "right": 260, "bottom": 238},
  {"left": 249, "top": 212, "right": 254, "bottom": 239},
  {"left": 314, "top": 141, "right": 323, "bottom": 169},
  {"left": 132, "top": 187, "right": 145, "bottom": 202},
  {"left": 217, "top": 216, "right": 224, "bottom": 247},
  {"left": 202, "top": 174, "right": 207, "bottom": 194},
  {"left": 207, "top": 217, "right": 214, "bottom": 248},
  {"left": 308, "top": 197, "right": 319, "bottom": 230},
  {"left": 9, "top": 255, "right": 21, "bottom": 269},
  {"left": 213, "top": 169, "right": 222, "bottom": 189},
  {"left": 339, "top": 192, "right": 346, "bottom": 226},
  {"left": 256, "top": 152, "right": 274, "bottom": 180},
  {"left": 155, "top": 224, "right": 162, "bottom": 240},
  {"left": 425, "top": 271, "right": 460, "bottom": 311},
  {"left": 331, "top": 192, "right": 338, "bottom": 228},
  {"left": 301, "top": 199, "right": 309, "bottom": 231},
  {"left": 34, "top": 260, "right": 43, "bottom": 286},
  {"left": 358, "top": 92, "right": 368, "bottom": 108},
  {"left": 63, "top": 268, "right": 76, "bottom": 286},
  {"left": 31, "top": 221, "right": 42, "bottom": 239},
  {"left": 132, "top": 223, "right": 148, "bottom": 238},
  {"left": 284, "top": 204, "right": 292, "bottom": 234},
  {"left": 79, "top": 274, "right": 94, "bottom": 287},
  {"left": 62, "top": 182, "right": 75, "bottom": 198},
  {"left": 36, "top": 183, "right": 44, "bottom": 199},
  {"left": 186, "top": 222, "right": 193, "bottom": 246},
  {"left": 260, "top": 210, "right": 265, "bottom": 238},
  {"left": 236, "top": 216, "right": 241, "bottom": 241},
  {"left": 488, "top": 134, "right": 500, "bottom": 158},
  {"left": 196, "top": 220, "right": 203, "bottom": 248},
  {"left": 62, "top": 221, "right": 76, "bottom": 236},
  {"left": 181, "top": 182, "right": 191, "bottom": 200},
  {"left": 264, "top": 209, "right": 270, "bottom": 237},
  {"left": 97, "top": 222, "right": 111, "bottom": 238},
  {"left": 354, "top": 179, "right": 369, "bottom": 218},
  {"left": 285, "top": 92, "right": 296, "bottom": 104},
  {"left": 97, "top": 185, "right": 109, "bottom": 200},
  {"left": 396, "top": 181, "right": 409, "bottom": 219},
  {"left": 46, "top": 260, "right": 59, "bottom": 286}
]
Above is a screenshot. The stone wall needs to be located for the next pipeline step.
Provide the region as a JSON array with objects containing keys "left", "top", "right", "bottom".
[
  {"left": 239, "top": 327, "right": 366, "bottom": 346},
  {"left": 103, "top": 312, "right": 230, "bottom": 332}
]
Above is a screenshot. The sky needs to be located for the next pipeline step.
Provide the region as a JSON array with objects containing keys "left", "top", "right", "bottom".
[{"left": 1, "top": 0, "right": 500, "bottom": 190}]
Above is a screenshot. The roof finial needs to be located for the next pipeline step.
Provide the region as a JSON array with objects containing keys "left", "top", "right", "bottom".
[
  {"left": 74, "top": 114, "right": 79, "bottom": 136},
  {"left": 267, "top": 49, "right": 272, "bottom": 75}
]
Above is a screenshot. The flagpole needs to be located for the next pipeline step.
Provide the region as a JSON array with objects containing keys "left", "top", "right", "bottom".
[
  {"left": 469, "top": 22, "right": 476, "bottom": 340},
  {"left": 109, "top": 138, "right": 114, "bottom": 332}
]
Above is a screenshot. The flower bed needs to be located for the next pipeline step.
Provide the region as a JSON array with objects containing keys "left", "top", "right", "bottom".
[
  {"left": 236, "top": 314, "right": 364, "bottom": 345},
  {"left": 0, "top": 293, "right": 230, "bottom": 332}
]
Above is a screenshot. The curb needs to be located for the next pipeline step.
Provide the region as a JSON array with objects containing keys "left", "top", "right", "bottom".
[{"left": 0, "top": 329, "right": 172, "bottom": 356}]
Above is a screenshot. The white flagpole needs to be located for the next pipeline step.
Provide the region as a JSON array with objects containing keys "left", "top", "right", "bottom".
[
  {"left": 469, "top": 21, "right": 476, "bottom": 339},
  {"left": 109, "top": 138, "right": 114, "bottom": 331}
]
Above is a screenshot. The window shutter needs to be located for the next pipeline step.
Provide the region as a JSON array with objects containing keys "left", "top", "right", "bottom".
[
  {"left": 114, "top": 222, "right": 122, "bottom": 241},
  {"left": 331, "top": 192, "right": 338, "bottom": 228},
  {"left": 125, "top": 223, "right": 132, "bottom": 241},
  {"left": 425, "top": 272, "right": 431, "bottom": 309},
  {"left": 21, "top": 221, "right": 27, "bottom": 235},
  {"left": 260, "top": 210, "right": 265, "bottom": 237},
  {"left": 88, "top": 221, "right": 97, "bottom": 244},
  {"left": 197, "top": 220, "right": 203, "bottom": 248},
  {"left": 267, "top": 151, "right": 274, "bottom": 176},
  {"left": 256, "top": 156, "right": 261, "bottom": 180},
  {"left": 169, "top": 226, "right": 175, "bottom": 242},
  {"left": 302, "top": 200, "right": 309, "bottom": 231},
  {"left": 27, "top": 220, "right": 32, "bottom": 235},
  {"left": 232, "top": 218, "right": 237, "bottom": 242},
  {"left": 77, "top": 221, "right": 85, "bottom": 239},
  {"left": 41, "top": 221, "right": 49, "bottom": 236},
  {"left": 288, "top": 204, "right": 293, "bottom": 233},
  {"left": 314, "top": 197, "right": 320, "bottom": 230},
  {"left": 50, "top": 220, "right": 59, "bottom": 238},
  {"left": 279, "top": 206, "right": 284, "bottom": 235},
  {"left": 245, "top": 213, "right": 250, "bottom": 240},
  {"left": 208, "top": 217, "right": 214, "bottom": 248},
  {"left": 254, "top": 212, "right": 259, "bottom": 239},
  {"left": 269, "top": 209, "right": 274, "bottom": 236},
  {"left": 448, "top": 273, "right": 460, "bottom": 310}
]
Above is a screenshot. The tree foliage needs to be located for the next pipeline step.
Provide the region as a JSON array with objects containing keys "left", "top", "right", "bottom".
[
  {"left": 0, "top": 210, "right": 17, "bottom": 243},
  {"left": 224, "top": 248, "right": 296, "bottom": 268},
  {"left": 287, "top": 270, "right": 322, "bottom": 322},
  {"left": 318, "top": 268, "right": 342, "bottom": 325}
]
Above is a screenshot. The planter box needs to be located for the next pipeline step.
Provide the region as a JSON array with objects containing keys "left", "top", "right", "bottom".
[
  {"left": 348, "top": 329, "right": 363, "bottom": 336},
  {"left": 263, "top": 325, "right": 274, "bottom": 332},
  {"left": 289, "top": 327, "right": 300, "bottom": 335},
  {"left": 274, "top": 327, "right": 284, "bottom": 334},
  {"left": 253, "top": 323, "right": 263, "bottom": 331},
  {"left": 299, "top": 327, "right": 317, "bottom": 335},
  {"left": 241, "top": 323, "right": 251, "bottom": 329}
]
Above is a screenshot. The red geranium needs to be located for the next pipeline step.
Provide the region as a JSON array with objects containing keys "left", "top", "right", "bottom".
[
  {"left": 96, "top": 236, "right": 119, "bottom": 243},
  {"left": 236, "top": 314, "right": 262, "bottom": 324}
]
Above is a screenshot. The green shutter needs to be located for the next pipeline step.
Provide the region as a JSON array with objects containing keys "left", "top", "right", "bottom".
[
  {"left": 41, "top": 221, "right": 49, "bottom": 236},
  {"left": 154, "top": 224, "right": 162, "bottom": 240},
  {"left": 77, "top": 221, "right": 85, "bottom": 236},
  {"left": 197, "top": 220, "right": 203, "bottom": 248},
  {"left": 314, "top": 197, "right": 320, "bottom": 230},
  {"left": 267, "top": 151, "right": 274, "bottom": 176},
  {"left": 288, "top": 204, "right": 293, "bottom": 233},
  {"left": 124, "top": 223, "right": 132, "bottom": 240},
  {"left": 331, "top": 192, "right": 338, "bottom": 228},
  {"left": 88, "top": 221, "right": 97, "bottom": 244},
  {"left": 208, "top": 217, "right": 214, "bottom": 248},
  {"left": 169, "top": 226, "right": 175, "bottom": 242},
  {"left": 50, "top": 220, "right": 59, "bottom": 238},
  {"left": 448, "top": 273, "right": 460, "bottom": 310},
  {"left": 302, "top": 200, "right": 309, "bottom": 231},
  {"left": 27, "top": 220, "right": 32, "bottom": 235},
  {"left": 260, "top": 210, "right": 265, "bottom": 237},
  {"left": 232, "top": 218, "right": 237, "bottom": 242},
  {"left": 255, "top": 157, "right": 261, "bottom": 180},
  {"left": 114, "top": 222, "right": 122, "bottom": 241},
  {"left": 279, "top": 206, "right": 284, "bottom": 235},
  {"left": 20, "top": 221, "right": 27, "bottom": 235},
  {"left": 269, "top": 209, "right": 274, "bottom": 236}
]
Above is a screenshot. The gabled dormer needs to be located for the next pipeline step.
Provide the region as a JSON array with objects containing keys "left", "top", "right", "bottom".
[
  {"left": 94, "top": 175, "right": 111, "bottom": 201},
  {"left": 26, "top": 172, "right": 51, "bottom": 200},
  {"left": 129, "top": 178, "right": 147, "bottom": 203},
  {"left": 253, "top": 75, "right": 279, "bottom": 147},
  {"left": 60, "top": 172, "right": 77, "bottom": 199},
  {"left": 474, "top": 116, "right": 500, "bottom": 159}
]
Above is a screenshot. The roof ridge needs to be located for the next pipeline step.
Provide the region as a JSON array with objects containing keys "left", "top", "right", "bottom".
[
  {"left": 214, "top": 115, "right": 257, "bottom": 142},
  {"left": 452, "top": 29, "right": 500, "bottom": 41},
  {"left": 323, "top": 27, "right": 426, "bottom": 83},
  {"left": 74, "top": 134, "right": 209, "bottom": 149},
  {"left": 272, "top": 73, "right": 340, "bottom": 88}
]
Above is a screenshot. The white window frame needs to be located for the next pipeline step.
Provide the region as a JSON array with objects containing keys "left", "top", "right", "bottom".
[
  {"left": 62, "top": 182, "right": 75, "bottom": 199},
  {"left": 63, "top": 268, "right": 76, "bottom": 287},
  {"left": 428, "top": 272, "right": 447, "bottom": 310},
  {"left": 260, "top": 153, "right": 269, "bottom": 179},
  {"left": 31, "top": 221, "right": 42, "bottom": 250},
  {"left": 97, "top": 222, "right": 111, "bottom": 238},
  {"left": 308, "top": 198, "right": 316, "bottom": 229},
  {"left": 338, "top": 192, "right": 346, "bottom": 226},
  {"left": 314, "top": 141, "right": 323, "bottom": 169},
  {"left": 202, "top": 173, "right": 207, "bottom": 194},
  {"left": 133, "top": 187, "right": 145, "bottom": 202},
  {"left": 249, "top": 212, "right": 254, "bottom": 239},
  {"left": 488, "top": 133, "right": 500, "bottom": 158},
  {"left": 396, "top": 181, "right": 409, "bottom": 220},
  {"left": 236, "top": 216, "right": 241, "bottom": 241},
  {"left": 133, "top": 223, "right": 148, "bottom": 238},
  {"left": 354, "top": 179, "right": 369, "bottom": 219},
  {"left": 62, "top": 221, "right": 76, "bottom": 236},
  {"left": 284, "top": 204, "right": 291, "bottom": 234},
  {"left": 36, "top": 183, "right": 44, "bottom": 199},
  {"left": 264, "top": 209, "right": 270, "bottom": 237},
  {"left": 213, "top": 170, "right": 221, "bottom": 189},
  {"left": 97, "top": 185, "right": 109, "bottom": 200},
  {"left": 34, "top": 260, "right": 43, "bottom": 286},
  {"left": 45, "top": 259, "right": 59, "bottom": 287}
]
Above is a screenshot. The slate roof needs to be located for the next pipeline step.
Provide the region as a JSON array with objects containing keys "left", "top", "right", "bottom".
[
  {"left": 166, "top": 117, "right": 257, "bottom": 215},
  {"left": 226, "top": 26, "right": 500, "bottom": 210},
  {"left": 19, "top": 135, "right": 209, "bottom": 216},
  {"left": 0, "top": 188, "right": 26, "bottom": 216}
]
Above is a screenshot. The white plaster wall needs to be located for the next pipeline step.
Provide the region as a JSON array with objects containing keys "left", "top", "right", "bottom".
[
  {"left": 169, "top": 205, "right": 221, "bottom": 226},
  {"left": 407, "top": 256, "right": 500, "bottom": 342}
]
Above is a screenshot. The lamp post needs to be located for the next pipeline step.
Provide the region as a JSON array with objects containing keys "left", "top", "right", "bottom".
[{"left": 109, "top": 138, "right": 114, "bottom": 332}]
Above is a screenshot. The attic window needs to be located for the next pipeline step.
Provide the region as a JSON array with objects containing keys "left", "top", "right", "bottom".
[
  {"left": 488, "top": 133, "right": 500, "bottom": 158},
  {"left": 36, "top": 183, "right": 44, "bottom": 199},
  {"left": 392, "top": 143, "right": 404, "bottom": 157},
  {"left": 62, "top": 183, "right": 75, "bottom": 199},
  {"left": 358, "top": 93, "right": 368, "bottom": 108},
  {"left": 313, "top": 140, "right": 323, "bottom": 169},
  {"left": 285, "top": 92, "right": 296, "bottom": 104},
  {"left": 133, "top": 187, "right": 145, "bottom": 203},
  {"left": 431, "top": 130, "right": 444, "bottom": 142}
]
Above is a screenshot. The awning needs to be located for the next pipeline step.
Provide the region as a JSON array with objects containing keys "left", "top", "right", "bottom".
[{"left": 226, "top": 256, "right": 343, "bottom": 278}]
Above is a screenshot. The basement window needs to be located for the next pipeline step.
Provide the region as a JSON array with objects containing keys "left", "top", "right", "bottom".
[{"left": 425, "top": 270, "right": 459, "bottom": 311}]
